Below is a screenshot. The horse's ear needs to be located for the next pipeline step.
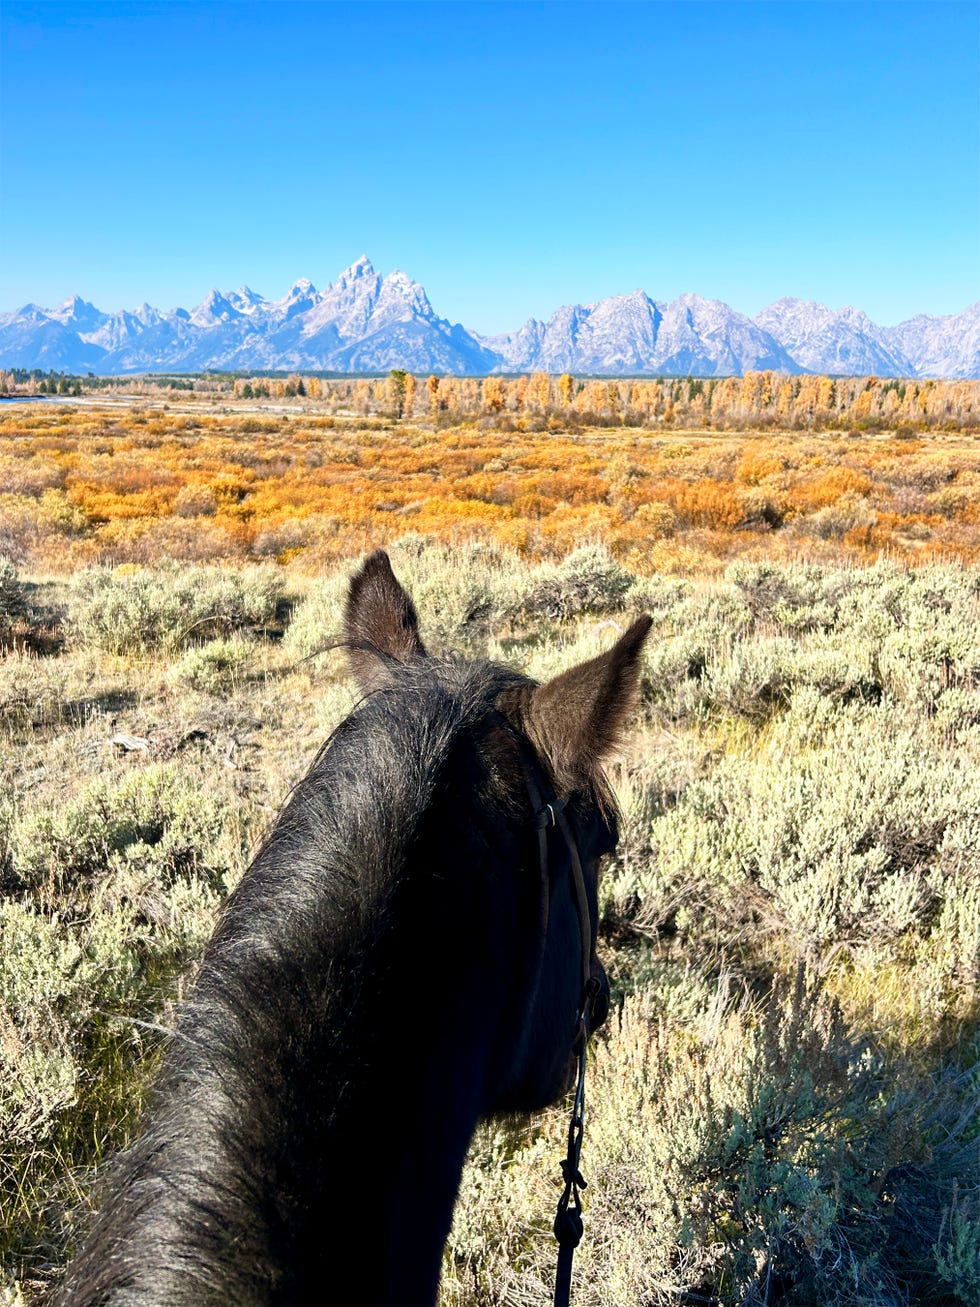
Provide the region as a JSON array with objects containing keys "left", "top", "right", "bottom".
[
  {"left": 344, "top": 550, "right": 427, "bottom": 692},
  {"left": 524, "top": 616, "right": 652, "bottom": 792}
]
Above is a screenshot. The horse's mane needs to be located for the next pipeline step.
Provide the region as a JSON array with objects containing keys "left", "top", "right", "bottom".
[
  {"left": 179, "top": 651, "right": 537, "bottom": 1094},
  {"left": 221, "top": 652, "right": 530, "bottom": 938}
]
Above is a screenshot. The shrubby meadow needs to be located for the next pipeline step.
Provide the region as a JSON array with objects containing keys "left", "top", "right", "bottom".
[{"left": 1, "top": 398, "right": 979, "bottom": 1305}]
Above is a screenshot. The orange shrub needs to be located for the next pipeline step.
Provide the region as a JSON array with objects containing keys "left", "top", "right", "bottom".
[
  {"left": 788, "top": 467, "right": 874, "bottom": 512},
  {"left": 660, "top": 478, "right": 746, "bottom": 529}
]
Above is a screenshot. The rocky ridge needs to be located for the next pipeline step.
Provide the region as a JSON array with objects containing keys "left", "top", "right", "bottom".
[{"left": 1, "top": 258, "right": 975, "bottom": 378}]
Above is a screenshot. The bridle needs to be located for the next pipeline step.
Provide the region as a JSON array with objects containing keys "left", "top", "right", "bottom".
[{"left": 505, "top": 722, "right": 605, "bottom": 1307}]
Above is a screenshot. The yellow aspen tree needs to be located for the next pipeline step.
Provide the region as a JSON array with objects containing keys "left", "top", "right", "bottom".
[
  {"left": 558, "top": 373, "right": 574, "bottom": 407},
  {"left": 530, "top": 372, "right": 551, "bottom": 410},
  {"left": 711, "top": 377, "right": 740, "bottom": 419},
  {"left": 816, "top": 376, "right": 835, "bottom": 414},
  {"left": 740, "top": 371, "right": 765, "bottom": 417},
  {"left": 482, "top": 376, "right": 505, "bottom": 413},
  {"left": 426, "top": 374, "right": 440, "bottom": 412},
  {"left": 794, "top": 376, "right": 821, "bottom": 423},
  {"left": 852, "top": 389, "right": 873, "bottom": 420},
  {"left": 403, "top": 372, "right": 416, "bottom": 418},
  {"left": 738, "top": 372, "right": 754, "bottom": 416},
  {"left": 951, "top": 382, "right": 978, "bottom": 424},
  {"left": 635, "top": 381, "right": 657, "bottom": 419},
  {"left": 921, "top": 381, "right": 943, "bottom": 420},
  {"left": 514, "top": 375, "right": 529, "bottom": 412},
  {"left": 574, "top": 380, "right": 607, "bottom": 414}
]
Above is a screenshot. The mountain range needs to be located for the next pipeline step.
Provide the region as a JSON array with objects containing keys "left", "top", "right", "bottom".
[{"left": 1, "top": 256, "right": 976, "bottom": 379}]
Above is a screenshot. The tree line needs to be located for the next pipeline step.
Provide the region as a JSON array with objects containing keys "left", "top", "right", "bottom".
[{"left": 3, "top": 367, "right": 978, "bottom": 431}]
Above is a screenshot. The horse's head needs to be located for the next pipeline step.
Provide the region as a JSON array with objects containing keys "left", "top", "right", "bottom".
[{"left": 344, "top": 550, "right": 651, "bottom": 1116}]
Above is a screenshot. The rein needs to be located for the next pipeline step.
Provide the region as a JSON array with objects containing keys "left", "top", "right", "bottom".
[{"left": 511, "top": 733, "right": 601, "bottom": 1307}]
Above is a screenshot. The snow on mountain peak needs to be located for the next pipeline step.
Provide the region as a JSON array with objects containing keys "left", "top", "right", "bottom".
[
  {"left": 189, "top": 289, "right": 242, "bottom": 327},
  {"left": 337, "top": 255, "right": 375, "bottom": 284},
  {"left": 227, "top": 285, "right": 270, "bottom": 315},
  {"left": 1, "top": 259, "right": 977, "bottom": 377},
  {"left": 51, "top": 295, "right": 107, "bottom": 332}
]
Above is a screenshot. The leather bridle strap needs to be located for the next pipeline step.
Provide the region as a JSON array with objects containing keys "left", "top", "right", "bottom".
[
  {"left": 511, "top": 737, "right": 592, "bottom": 1003},
  {"left": 551, "top": 805, "right": 594, "bottom": 1004},
  {"left": 504, "top": 728, "right": 598, "bottom": 1307}
]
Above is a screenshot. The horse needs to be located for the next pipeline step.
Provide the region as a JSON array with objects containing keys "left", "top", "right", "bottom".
[{"left": 53, "top": 550, "right": 651, "bottom": 1307}]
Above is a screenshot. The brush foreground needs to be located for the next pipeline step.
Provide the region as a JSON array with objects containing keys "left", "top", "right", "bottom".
[{"left": 1, "top": 403, "right": 980, "bottom": 1305}]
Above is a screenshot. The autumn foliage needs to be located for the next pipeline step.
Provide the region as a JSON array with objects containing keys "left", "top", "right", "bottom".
[{"left": 2, "top": 400, "right": 980, "bottom": 576}]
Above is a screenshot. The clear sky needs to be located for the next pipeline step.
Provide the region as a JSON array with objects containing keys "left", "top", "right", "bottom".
[{"left": 1, "top": 0, "right": 976, "bottom": 330}]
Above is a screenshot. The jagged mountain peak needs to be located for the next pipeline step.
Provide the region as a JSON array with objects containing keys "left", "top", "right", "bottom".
[
  {"left": 51, "top": 295, "right": 108, "bottom": 333},
  {"left": 190, "top": 288, "right": 242, "bottom": 327},
  {"left": 336, "top": 255, "right": 376, "bottom": 285},
  {"left": 0, "top": 262, "right": 976, "bottom": 377},
  {"left": 385, "top": 267, "right": 413, "bottom": 286},
  {"left": 755, "top": 298, "right": 911, "bottom": 377},
  {"left": 884, "top": 301, "right": 980, "bottom": 380},
  {"left": 376, "top": 268, "right": 433, "bottom": 317},
  {"left": 56, "top": 294, "right": 95, "bottom": 315},
  {"left": 269, "top": 279, "right": 318, "bottom": 321},
  {"left": 227, "top": 285, "right": 270, "bottom": 314}
]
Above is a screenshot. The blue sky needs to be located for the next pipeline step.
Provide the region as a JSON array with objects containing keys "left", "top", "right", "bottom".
[{"left": 1, "top": 1, "right": 976, "bottom": 329}]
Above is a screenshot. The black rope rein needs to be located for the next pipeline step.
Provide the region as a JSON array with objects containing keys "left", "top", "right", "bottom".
[
  {"left": 527, "top": 778, "right": 601, "bottom": 1307},
  {"left": 553, "top": 976, "right": 600, "bottom": 1307}
]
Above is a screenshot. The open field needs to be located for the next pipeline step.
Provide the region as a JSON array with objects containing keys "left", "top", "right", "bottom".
[
  {"left": 2, "top": 401, "right": 980, "bottom": 1304},
  {"left": 2, "top": 401, "right": 980, "bottom": 580}
]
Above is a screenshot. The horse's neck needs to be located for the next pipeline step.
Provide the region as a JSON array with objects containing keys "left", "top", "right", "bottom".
[
  {"left": 95, "top": 930, "right": 493, "bottom": 1307},
  {"left": 287, "top": 1031, "right": 484, "bottom": 1305},
  {"left": 60, "top": 755, "right": 523, "bottom": 1307}
]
